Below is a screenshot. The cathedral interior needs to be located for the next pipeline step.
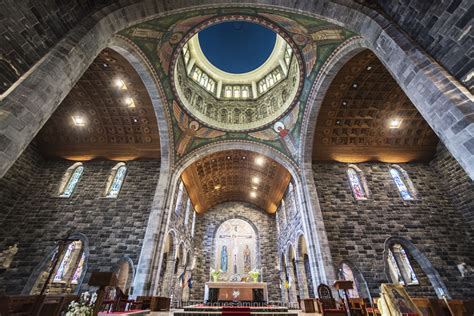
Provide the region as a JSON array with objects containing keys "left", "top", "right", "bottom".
[{"left": 0, "top": 1, "right": 473, "bottom": 316}]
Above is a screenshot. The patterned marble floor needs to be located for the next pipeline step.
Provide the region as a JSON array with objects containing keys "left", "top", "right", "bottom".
[{"left": 148, "top": 310, "right": 320, "bottom": 316}]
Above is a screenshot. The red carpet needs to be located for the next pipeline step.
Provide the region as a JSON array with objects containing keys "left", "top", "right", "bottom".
[{"left": 221, "top": 306, "right": 251, "bottom": 316}]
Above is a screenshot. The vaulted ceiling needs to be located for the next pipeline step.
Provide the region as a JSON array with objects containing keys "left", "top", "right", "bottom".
[
  {"left": 312, "top": 50, "right": 439, "bottom": 163},
  {"left": 35, "top": 48, "right": 160, "bottom": 161},
  {"left": 180, "top": 150, "right": 291, "bottom": 214}
]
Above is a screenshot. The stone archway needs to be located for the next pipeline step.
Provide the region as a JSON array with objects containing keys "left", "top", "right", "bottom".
[{"left": 0, "top": 1, "right": 471, "bottom": 180}]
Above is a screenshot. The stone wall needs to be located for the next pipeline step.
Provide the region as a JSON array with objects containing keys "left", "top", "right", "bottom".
[
  {"left": 189, "top": 202, "right": 280, "bottom": 301},
  {"left": 431, "top": 144, "right": 474, "bottom": 236},
  {"left": 313, "top": 161, "right": 474, "bottom": 299},
  {"left": 377, "top": 0, "right": 473, "bottom": 92},
  {"left": 0, "top": 143, "right": 160, "bottom": 294}
]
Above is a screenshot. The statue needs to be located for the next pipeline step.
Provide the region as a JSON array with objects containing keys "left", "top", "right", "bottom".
[
  {"left": 0, "top": 243, "right": 18, "bottom": 269},
  {"left": 457, "top": 262, "right": 472, "bottom": 278},
  {"left": 220, "top": 246, "right": 228, "bottom": 272},
  {"left": 243, "top": 245, "right": 251, "bottom": 273}
]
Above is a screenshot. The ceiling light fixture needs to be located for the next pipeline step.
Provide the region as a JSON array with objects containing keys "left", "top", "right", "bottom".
[
  {"left": 366, "top": 65, "right": 372, "bottom": 71},
  {"left": 115, "top": 79, "right": 127, "bottom": 90},
  {"left": 252, "top": 177, "right": 260, "bottom": 184},
  {"left": 214, "top": 184, "right": 221, "bottom": 190},
  {"left": 352, "top": 83, "right": 358, "bottom": 88},
  {"left": 389, "top": 118, "right": 402, "bottom": 129},
  {"left": 255, "top": 156, "right": 265, "bottom": 166},
  {"left": 250, "top": 191, "right": 257, "bottom": 198},
  {"left": 72, "top": 115, "right": 86, "bottom": 127},
  {"left": 125, "top": 97, "right": 135, "bottom": 108}
]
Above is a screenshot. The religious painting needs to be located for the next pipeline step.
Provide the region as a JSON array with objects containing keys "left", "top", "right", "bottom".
[
  {"left": 378, "top": 283, "right": 422, "bottom": 316},
  {"left": 214, "top": 218, "right": 257, "bottom": 280}
]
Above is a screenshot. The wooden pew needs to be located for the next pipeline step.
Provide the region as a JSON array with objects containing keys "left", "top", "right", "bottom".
[
  {"left": 348, "top": 298, "right": 367, "bottom": 316},
  {"left": 0, "top": 295, "right": 37, "bottom": 316}
]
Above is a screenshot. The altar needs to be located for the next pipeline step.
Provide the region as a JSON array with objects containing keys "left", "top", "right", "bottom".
[{"left": 204, "top": 282, "right": 268, "bottom": 303}]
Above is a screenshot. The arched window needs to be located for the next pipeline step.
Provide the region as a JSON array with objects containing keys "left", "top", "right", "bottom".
[
  {"left": 390, "top": 165, "right": 416, "bottom": 200},
  {"left": 347, "top": 165, "right": 369, "bottom": 200},
  {"left": 280, "top": 199, "right": 288, "bottom": 224},
  {"left": 224, "top": 86, "right": 232, "bottom": 98},
  {"left": 184, "top": 198, "right": 191, "bottom": 226},
  {"left": 191, "top": 211, "right": 196, "bottom": 237},
  {"left": 105, "top": 163, "right": 127, "bottom": 198},
  {"left": 284, "top": 45, "right": 292, "bottom": 66},
  {"left": 175, "top": 181, "right": 185, "bottom": 215},
  {"left": 59, "top": 163, "right": 84, "bottom": 197},
  {"left": 242, "top": 86, "right": 250, "bottom": 98},
  {"left": 53, "top": 240, "right": 85, "bottom": 284},
  {"left": 192, "top": 67, "right": 202, "bottom": 81},
  {"left": 387, "top": 243, "right": 419, "bottom": 285},
  {"left": 339, "top": 263, "right": 360, "bottom": 298},
  {"left": 233, "top": 86, "right": 241, "bottom": 98},
  {"left": 182, "top": 43, "right": 190, "bottom": 65}
]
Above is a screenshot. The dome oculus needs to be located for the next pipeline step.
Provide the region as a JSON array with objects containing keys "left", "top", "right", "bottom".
[
  {"left": 198, "top": 21, "right": 277, "bottom": 74},
  {"left": 172, "top": 17, "right": 303, "bottom": 132}
]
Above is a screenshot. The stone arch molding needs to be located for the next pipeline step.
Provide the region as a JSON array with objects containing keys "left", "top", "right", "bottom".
[
  {"left": 0, "top": 1, "right": 471, "bottom": 178},
  {"left": 383, "top": 236, "right": 451, "bottom": 299}
]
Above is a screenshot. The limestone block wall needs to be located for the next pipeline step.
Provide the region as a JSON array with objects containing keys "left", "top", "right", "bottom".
[
  {"left": 312, "top": 160, "right": 474, "bottom": 299},
  {"left": 0, "top": 143, "right": 160, "bottom": 295},
  {"left": 189, "top": 202, "right": 280, "bottom": 301},
  {"left": 377, "top": 0, "right": 473, "bottom": 92},
  {"left": 430, "top": 144, "right": 474, "bottom": 236}
]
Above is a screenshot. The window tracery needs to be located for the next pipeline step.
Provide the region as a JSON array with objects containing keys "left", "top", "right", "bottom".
[
  {"left": 53, "top": 241, "right": 84, "bottom": 283},
  {"left": 258, "top": 67, "right": 283, "bottom": 93},
  {"left": 60, "top": 163, "right": 84, "bottom": 197},
  {"left": 347, "top": 165, "right": 368, "bottom": 200}
]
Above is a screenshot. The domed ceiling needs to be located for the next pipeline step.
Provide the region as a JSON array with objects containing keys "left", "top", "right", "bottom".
[{"left": 119, "top": 7, "right": 356, "bottom": 163}]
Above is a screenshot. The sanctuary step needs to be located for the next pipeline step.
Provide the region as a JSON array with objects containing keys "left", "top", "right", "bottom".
[
  {"left": 98, "top": 310, "right": 150, "bottom": 316},
  {"left": 175, "top": 305, "right": 298, "bottom": 316}
]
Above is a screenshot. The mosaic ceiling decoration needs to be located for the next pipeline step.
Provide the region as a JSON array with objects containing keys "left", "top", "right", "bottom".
[
  {"left": 119, "top": 7, "right": 356, "bottom": 163},
  {"left": 180, "top": 150, "right": 291, "bottom": 214},
  {"left": 36, "top": 48, "right": 160, "bottom": 161},
  {"left": 313, "top": 50, "right": 439, "bottom": 163}
]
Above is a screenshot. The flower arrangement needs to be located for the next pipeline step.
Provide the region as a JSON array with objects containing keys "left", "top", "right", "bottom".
[
  {"left": 249, "top": 269, "right": 260, "bottom": 283},
  {"left": 210, "top": 269, "right": 223, "bottom": 282},
  {"left": 65, "top": 291, "right": 97, "bottom": 316}
]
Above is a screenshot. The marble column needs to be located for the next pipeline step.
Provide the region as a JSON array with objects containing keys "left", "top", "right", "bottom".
[
  {"left": 279, "top": 270, "right": 289, "bottom": 304},
  {"left": 173, "top": 265, "right": 186, "bottom": 307},
  {"left": 181, "top": 267, "right": 192, "bottom": 304},
  {"left": 161, "top": 257, "right": 176, "bottom": 297}
]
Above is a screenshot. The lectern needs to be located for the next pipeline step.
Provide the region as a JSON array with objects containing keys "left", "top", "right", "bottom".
[
  {"left": 334, "top": 280, "right": 353, "bottom": 316},
  {"left": 89, "top": 272, "right": 118, "bottom": 316}
]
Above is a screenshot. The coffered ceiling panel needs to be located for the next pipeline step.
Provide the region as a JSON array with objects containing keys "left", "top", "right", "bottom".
[
  {"left": 181, "top": 150, "right": 291, "bottom": 214},
  {"left": 35, "top": 48, "right": 160, "bottom": 161},
  {"left": 313, "top": 50, "right": 439, "bottom": 163}
]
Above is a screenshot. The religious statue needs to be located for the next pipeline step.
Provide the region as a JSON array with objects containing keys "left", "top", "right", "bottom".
[
  {"left": 457, "top": 262, "right": 472, "bottom": 278},
  {"left": 0, "top": 243, "right": 18, "bottom": 269},
  {"left": 243, "top": 245, "right": 251, "bottom": 273},
  {"left": 220, "top": 245, "right": 228, "bottom": 272}
]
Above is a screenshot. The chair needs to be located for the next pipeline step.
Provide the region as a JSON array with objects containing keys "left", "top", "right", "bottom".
[
  {"left": 348, "top": 298, "right": 366, "bottom": 316},
  {"left": 315, "top": 284, "right": 346, "bottom": 316},
  {"left": 365, "top": 298, "right": 381, "bottom": 316}
]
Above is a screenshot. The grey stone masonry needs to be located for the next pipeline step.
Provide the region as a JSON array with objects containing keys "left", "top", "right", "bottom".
[
  {"left": 312, "top": 161, "right": 474, "bottom": 299},
  {"left": 377, "top": 0, "right": 474, "bottom": 93},
  {"left": 431, "top": 143, "right": 474, "bottom": 237},
  {"left": 0, "top": 141, "right": 160, "bottom": 295},
  {"left": 189, "top": 202, "right": 280, "bottom": 302}
]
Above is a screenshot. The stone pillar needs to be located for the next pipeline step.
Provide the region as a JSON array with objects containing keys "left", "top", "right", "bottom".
[
  {"left": 181, "top": 267, "right": 192, "bottom": 304},
  {"left": 286, "top": 264, "right": 298, "bottom": 308},
  {"left": 173, "top": 265, "right": 186, "bottom": 307},
  {"left": 161, "top": 257, "right": 176, "bottom": 297},
  {"left": 279, "top": 270, "right": 289, "bottom": 304},
  {"left": 295, "top": 259, "right": 309, "bottom": 299}
]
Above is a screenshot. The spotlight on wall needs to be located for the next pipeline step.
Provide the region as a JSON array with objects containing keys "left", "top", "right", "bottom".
[
  {"left": 115, "top": 79, "right": 127, "bottom": 90},
  {"left": 389, "top": 118, "right": 402, "bottom": 129},
  {"left": 250, "top": 191, "right": 257, "bottom": 198},
  {"left": 125, "top": 97, "right": 135, "bottom": 108},
  {"left": 252, "top": 177, "right": 260, "bottom": 184},
  {"left": 255, "top": 156, "right": 265, "bottom": 166},
  {"left": 72, "top": 115, "right": 86, "bottom": 127},
  {"left": 214, "top": 184, "right": 221, "bottom": 190}
]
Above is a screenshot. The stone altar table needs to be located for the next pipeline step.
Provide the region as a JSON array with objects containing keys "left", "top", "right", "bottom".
[{"left": 204, "top": 282, "right": 268, "bottom": 302}]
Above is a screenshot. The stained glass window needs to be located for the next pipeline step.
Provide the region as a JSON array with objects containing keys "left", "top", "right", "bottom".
[
  {"left": 191, "top": 211, "right": 196, "bottom": 237},
  {"left": 392, "top": 244, "right": 419, "bottom": 285},
  {"left": 184, "top": 198, "right": 191, "bottom": 226},
  {"left": 340, "top": 263, "right": 360, "bottom": 298},
  {"left": 71, "top": 252, "right": 85, "bottom": 284},
  {"left": 347, "top": 167, "right": 367, "bottom": 200},
  {"left": 54, "top": 242, "right": 77, "bottom": 282},
  {"left": 175, "top": 182, "right": 184, "bottom": 215},
  {"left": 390, "top": 168, "right": 414, "bottom": 200},
  {"left": 107, "top": 164, "right": 127, "bottom": 198},
  {"left": 387, "top": 248, "right": 404, "bottom": 285},
  {"left": 61, "top": 165, "right": 83, "bottom": 197}
]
